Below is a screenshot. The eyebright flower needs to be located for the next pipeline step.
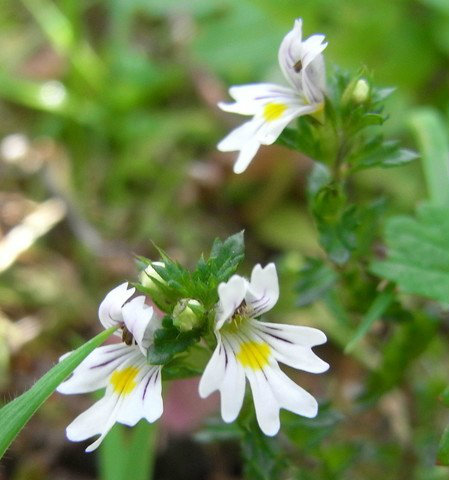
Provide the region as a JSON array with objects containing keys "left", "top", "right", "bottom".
[
  {"left": 57, "top": 283, "right": 163, "bottom": 452},
  {"left": 199, "top": 263, "right": 329, "bottom": 436},
  {"left": 217, "top": 18, "right": 327, "bottom": 174}
]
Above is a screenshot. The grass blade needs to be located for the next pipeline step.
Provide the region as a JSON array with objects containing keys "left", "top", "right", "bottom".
[
  {"left": 409, "top": 108, "right": 449, "bottom": 207},
  {"left": 0, "top": 326, "right": 116, "bottom": 459},
  {"left": 99, "top": 421, "right": 157, "bottom": 480}
]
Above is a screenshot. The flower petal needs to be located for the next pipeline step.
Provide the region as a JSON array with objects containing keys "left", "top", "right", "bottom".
[
  {"left": 116, "top": 365, "right": 163, "bottom": 425},
  {"left": 233, "top": 139, "right": 261, "bottom": 174},
  {"left": 219, "top": 83, "right": 299, "bottom": 116},
  {"left": 265, "top": 364, "right": 318, "bottom": 418},
  {"left": 245, "top": 368, "right": 280, "bottom": 436},
  {"left": 251, "top": 321, "right": 329, "bottom": 374},
  {"left": 219, "top": 336, "right": 246, "bottom": 422},
  {"left": 66, "top": 393, "right": 120, "bottom": 451},
  {"left": 98, "top": 282, "right": 135, "bottom": 329},
  {"left": 198, "top": 336, "right": 227, "bottom": 398},
  {"left": 142, "top": 366, "right": 163, "bottom": 422},
  {"left": 217, "top": 119, "right": 261, "bottom": 152},
  {"left": 216, "top": 275, "right": 247, "bottom": 329},
  {"left": 278, "top": 18, "right": 326, "bottom": 103},
  {"left": 246, "top": 263, "right": 279, "bottom": 317},
  {"left": 121, "top": 296, "right": 160, "bottom": 355},
  {"left": 57, "top": 344, "right": 136, "bottom": 394}
]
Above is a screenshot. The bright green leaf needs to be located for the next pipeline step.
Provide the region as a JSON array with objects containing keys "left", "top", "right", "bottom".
[{"left": 371, "top": 204, "right": 449, "bottom": 303}]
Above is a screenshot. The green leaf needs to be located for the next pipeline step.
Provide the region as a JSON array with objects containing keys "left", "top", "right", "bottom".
[
  {"left": 241, "top": 418, "right": 286, "bottom": 480},
  {"left": 208, "top": 230, "right": 245, "bottom": 282},
  {"left": 296, "top": 258, "right": 337, "bottom": 307},
  {"left": 276, "top": 118, "right": 319, "bottom": 159},
  {"left": 162, "top": 344, "right": 210, "bottom": 380},
  {"left": 0, "top": 326, "right": 116, "bottom": 459},
  {"left": 307, "top": 162, "right": 331, "bottom": 198},
  {"left": 282, "top": 405, "right": 342, "bottom": 450},
  {"left": 345, "top": 287, "right": 394, "bottom": 353},
  {"left": 147, "top": 316, "right": 202, "bottom": 365},
  {"left": 371, "top": 204, "right": 449, "bottom": 303},
  {"left": 409, "top": 108, "right": 449, "bottom": 207},
  {"left": 350, "top": 138, "right": 418, "bottom": 171},
  {"left": 316, "top": 206, "right": 360, "bottom": 265}
]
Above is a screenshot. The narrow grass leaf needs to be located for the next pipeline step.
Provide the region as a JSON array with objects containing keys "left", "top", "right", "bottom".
[
  {"left": 409, "top": 108, "right": 449, "bottom": 207},
  {"left": 0, "top": 326, "right": 116, "bottom": 459}
]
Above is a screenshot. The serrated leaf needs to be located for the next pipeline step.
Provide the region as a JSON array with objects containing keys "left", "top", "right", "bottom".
[
  {"left": 381, "top": 147, "right": 419, "bottom": 167},
  {"left": 209, "top": 230, "right": 245, "bottom": 281},
  {"left": 351, "top": 138, "right": 417, "bottom": 171},
  {"left": 147, "top": 316, "right": 202, "bottom": 365},
  {"left": 0, "top": 326, "right": 116, "bottom": 459},
  {"left": 371, "top": 86, "right": 396, "bottom": 103},
  {"left": 371, "top": 204, "right": 449, "bottom": 303}
]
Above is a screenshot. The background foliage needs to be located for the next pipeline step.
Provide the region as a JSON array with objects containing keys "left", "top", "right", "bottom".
[{"left": 1, "top": 0, "right": 449, "bottom": 479}]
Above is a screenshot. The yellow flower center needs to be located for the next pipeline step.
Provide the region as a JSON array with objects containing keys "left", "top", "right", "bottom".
[
  {"left": 236, "top": 341, "right": 271, "bottom": 370},
  {"left": 263, "top": 102, "right": 287, "bottom": 122},
  {"left": 110, "top": 366, "right": 139, "bottom": 395}
]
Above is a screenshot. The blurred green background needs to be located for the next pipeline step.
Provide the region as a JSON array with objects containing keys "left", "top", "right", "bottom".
[{"left": 1, "top": 0, "right": 449, "bottom": 479}]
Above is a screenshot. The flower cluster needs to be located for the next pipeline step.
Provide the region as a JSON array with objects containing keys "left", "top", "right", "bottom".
[
  {"left": 57, "top": 18, "right": 329, "bottom": 452},
  {"left": 218, "top": 18, "right": 327, "bottom": 173},
  {"left": 58, "top": 262, "right": 328, "bottom": 451}
]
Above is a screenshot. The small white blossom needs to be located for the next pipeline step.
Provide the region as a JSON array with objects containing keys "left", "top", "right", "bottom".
[
  {"left": 217, "top": 18, "right": 327, "bottom": 174},
  {"left": 57, "top": 283, "right": 163, "bottom": 452},
  {"left": 199, "top": 264, "right": 328, "bottom": 436}
]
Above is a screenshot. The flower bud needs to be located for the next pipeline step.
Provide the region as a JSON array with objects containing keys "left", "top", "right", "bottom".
[
  {"left": 140, "top": 261, "right": 171, "bottom": 311},
  {"left": 313, "top": 183, "right": 346, "bottom": 223},
  {"left": 172, "top": 299, "right": 204, "bottom": 332},
  {"left": 140, "top": 261, "right": 164, "bottom": 287},
  {"left": 352, "top": 78, "right": 370, "bottom": 104}
]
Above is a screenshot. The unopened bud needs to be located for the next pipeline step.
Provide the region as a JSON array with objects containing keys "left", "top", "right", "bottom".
[
  {"left": 313, "top": 183, "right": 346, "bottom": 223},
  {"left": 352, "top": 79, "right": 370, "bottom": 104},
  {"left": 172, "top": 299, "right": 203, "bottom": 332},
  {"left": 140, "top": 261, "right": 164, "bottom": 287},
  {"left": 140, "top": 261, "right": 171, "bottom": 310}
]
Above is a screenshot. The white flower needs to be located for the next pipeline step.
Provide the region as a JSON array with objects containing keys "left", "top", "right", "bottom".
[
  {"left": 217, "top": 18, "right": 327, "bottom": 174},
  {"left": 57, "top": 283, "right": 163, "bottom": 452},
  {"left": 199, "top": 264, "right": 329, "bottom": 436}
]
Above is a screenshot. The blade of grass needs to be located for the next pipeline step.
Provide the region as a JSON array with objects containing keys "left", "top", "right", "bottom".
[
  {"left": 0, "top": 326, "right": 116, "bottom": 459},
  {"left": 20, "top": 0, "right": 105, "bottom": 91},
  {"left": 409, "top": 108, "right": 449, "bottom": 207},
  {"left": 125, "top": 421, "right": 157, "bottom": 480},
  {"left": 98, "top": 424, "right": 126, "bottom": 480},
  {"left": 99, "top": 421, "right": 157, "bottom": 480}
]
